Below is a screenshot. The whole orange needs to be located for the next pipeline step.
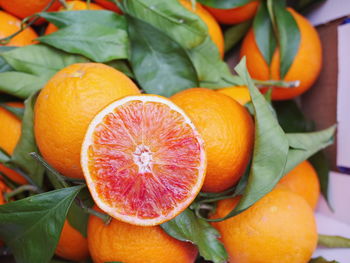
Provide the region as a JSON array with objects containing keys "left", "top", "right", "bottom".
[
  {"left": 171, "top": 88, "right": 254, "bottom": 192},
  {"left": 34, "top": 63, "right": 140, "bottom": 179},
  {"left": 278, "top": 160, "right": 320, "bottom": 209},
  {"left": 205, "top": 1, "right": 259, "bottom": 25},
  {"left": 88, "top": 211, "right": 198, "bottom": 263},
  {"left": 55, "top": 220, "right": 89, "bottom": 261},
  {"left": 94, "top": 0, "right": 122, "bottom": 13},
  {"left": 0, "top": 102, "right": 27, "bottom": 184},
  {"left": 240, "top": 8, "right": 322, "bottom": 100},
  {"left": 211, "top": 188, "right": 318, "bottom": 263},
  {"left": 217, "top": 86, "right": 251, "bottom": 105},
  {"left": 45, "top": 1, "right": 104, "bottom": 35},
  {"left": 0, "top": 11, "right": 38, "bottom": 47},
  {"left": 0, "top": 0, "right": 61, "bottom": 24},
  {"left": 180, "top": 0, "right": 225, "bottom": 58}
]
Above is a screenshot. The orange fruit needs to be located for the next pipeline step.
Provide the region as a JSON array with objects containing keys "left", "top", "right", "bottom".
[
  {"left": 94, "top": 0, "right": 122, "bottom": 13},
  {"left": 88, "top": 210, "right": 198, "bottom": 263},
  {"left": 278, "top": 160, "right": 320, "bottom": 210},
  {"left": 217, "top": 86, "right": 251, "bottom": 105},
  {"left": 81, "top": 95, "right": 206, "bottom": 225},
  {"left": 0, "top": 102, "right": 27, "bottom": 184},
  {"left": 205, "top": 1, "right": 259, "bottom": 25},
  {"left": 240, "top": 8, "right": 322, "bottom": 100},
  {"left": 211, "top": 188, "right": 318, "bottom": 263},
  {"left": 180, "top": 0, "right": 225, "bottom": 58},
  {"left": 55, "top": 220, "right": 89, "bottom": 261},
  {"left": 171, "top": 88, "right": 254, "bottom": 193},
  {"left": 0, "top": 0, "right": 61, "bottom": 24},
  {"left": 34, "top": 63, "right": 140, "bottom": 179},
  {"left": 0, "top": 11, "right": 38, "bottom": 46},
  {"left": 45, "top": 1, "right": 104, "bottom": 35}
]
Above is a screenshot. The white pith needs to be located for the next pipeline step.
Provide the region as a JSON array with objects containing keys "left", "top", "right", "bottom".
[{"left": 81, "top": 95, "right": 206, "bottom": 226}]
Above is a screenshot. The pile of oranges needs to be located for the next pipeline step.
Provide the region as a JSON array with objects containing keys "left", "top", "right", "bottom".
[{"left": 0, "top": 0, "right": 328, "bottom": 263}]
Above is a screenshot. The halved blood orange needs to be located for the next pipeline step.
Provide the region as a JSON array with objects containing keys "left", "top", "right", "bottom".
[{"left": 81, "top": 95, "right": 206, "bottom": 226}]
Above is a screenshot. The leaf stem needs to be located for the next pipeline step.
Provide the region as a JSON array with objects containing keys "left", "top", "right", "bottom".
[
  {"left": 76, "top": 197, "right": 112, "bottom": 225},
  {"left": 4, "top": 185, "right": 40, "bottom": 202},
  {"left": 254, "top": 79, "right": 300, "bottom": 88}
]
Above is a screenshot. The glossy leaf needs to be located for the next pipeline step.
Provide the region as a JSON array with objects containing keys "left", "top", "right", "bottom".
[
  {"left": 224, "top": 20, "right": 252, "bottom": 52},
  {"left": 161, "top": 209, "right": 227, "bottom": 263},
  {"left": 253, "top": 1, "right": 277, "bottom": 66},
  {"left": 39, "top": 24, "right": 128, "bottom": 63},
  {"left": 309, "top": 257, "right": 339, "bottom": 263},
  {"left": 0, "top": 46, "right": 15, "bottom": 73},
  {"left": 0, "top": 186, "right": 83, "bottom": 263},
  {"left": 106, "top": 60, "right": 134, "bottom": 78},
  {"left": 121, "top": 0, "right": 207, "bottom": 49},
  {"left": 127, "top": 15, "right": 198, "bottom": 97},
  {"left": 318, "top": 234, "right": 350, "bottom": 248},
  {"left": 197, "top": 0, "right": 253, "bottom": 9},
  {"left": 0, "top": 103, "right": 24, "bottom": 120}
]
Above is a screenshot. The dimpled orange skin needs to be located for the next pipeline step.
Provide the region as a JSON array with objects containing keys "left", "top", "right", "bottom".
[
  {"left": 217, "top": 86, "right": 251, "bottom": 105},
  {"left": 205, "top": 1, "right": 259, "bottom": 25},
  {"left": 0, "top": 102, "right": 27, "bottom": 184},
  {"left": 180, "top": 0, "right": 225, "bottom": 58},
  {"left": 278, "top": 161, "right": 320, "bottom": 210},
  {"left": 240, "top": 8, "right": 322, "bottom": 100},
  {"left": 0, "top": 0, "right": 61, "bottom": 24},
  {"left": 55, "top": 220, "right": 89, "bottom": 261},
  {"left": 171, "top": 88, "right": 254, "bottom": 193},
  {"left": 34, "top": 63, "right": 140, "bottom": 179},
  {"left": 88, "top": 211, "right": 198, "bottom": 263},
  {"left": 45, "top": 1, "right": 104, "bottom": 35},
  {"left": 94, "top": 0, "right": 122, "bottom": 13},
  {"left": 211, "top": 188, "right": 318, "bottom": 263},
  {"left": 0, "top": 11, "right": 38, "bottom": 47}
]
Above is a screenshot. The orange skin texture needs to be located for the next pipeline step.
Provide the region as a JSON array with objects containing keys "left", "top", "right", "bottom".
[
  {"left": 180, "top": 0, "right": 225, "bottom": 58},
  {"left": 0, "top": 0, "right": 61, "bottom": 24},
  {"left": 217, "top": 86, "right": 251, "bottom": 105},
  {"left": 240, "top": 8, "right": 322, "bottom": 100},
  {"left": 0, "top": 102, "right": 27, "bottom": 184},
  {"left": 211, "top": 188, "right": 318, "bottom": 263},
  {"left": 0, "top": 11, "right": 38, "bottom": 46},
  {"left": 45, "top": 1, "right": 104, "bottom": 35},
  {"left": 278, "top": 160, "right": 320, "bottom": 210},
  {"left": 88, "top": 211, "right": 198, "bottom": 263},
  {"left": 205, "top": 1, "right": 259, "bottom": 25},
  {"left": 171, "top": 88, "right": 254, "bottom": 192},
  {"left": 55, "top": 220, "right": 89, "bottom": 261},
  {"left": 94, "top": 0, "right": 122, "bottom": 13},
  {"left": 34, "top": 63, "right": 140, "bottom": 179}
]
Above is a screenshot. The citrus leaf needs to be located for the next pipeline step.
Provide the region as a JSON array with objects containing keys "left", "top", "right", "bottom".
[
  {"left": 121, "top": 0, "right": 207, "bottom": 49},
  {"left": 161, "top": 209, "right": 228, "bottom": 263},
  {"left": 309, "top": 257, "right": 339, "bottom": 263},
  {"left": 0, "top": 46, "right": 15, "bottom": 73},
  {"left": 224, "top": 20, "right": 252, "bottom": 52},
  {"left": 39, "top": 24, "right": 129, "bottom": 63},
  {"left": 106, "top": 60, "right": 134, "bottom": 78},
  {"left": 253, "top": 1, "right": 277, "bottom": 66},
  {"left": 11, "top": 94, "right": 45, "bottom": 187},
  {"left": 0, "top": 72, "right": 46, "bottom": 99},
  {"left": 0, "top": 147, "right": 11, "bottom": 163},
  {"left": 274, "top": 2, "right": 301, "bottom": 78},
  {"left": 197, "top": 0, "right": 253, "bottom": 9},
  {"left": 318, "top": 234, "right": 350, "bottom": 248},
  {"left": 0, "top": 103, "right": 24, "bottom": 120},
  {"left": 209, "top": 58, "right": 289, "bottom": 221},
  {"left": 0, "top": 186, "right": 84, "bottom": 263},
  {"left": 126, "top": 15, "right": 198, "bottom": 97}
]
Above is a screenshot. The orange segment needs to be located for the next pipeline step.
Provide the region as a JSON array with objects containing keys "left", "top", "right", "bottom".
[{"left": 81, "top": 95, "right": 206, "bottom": 226}]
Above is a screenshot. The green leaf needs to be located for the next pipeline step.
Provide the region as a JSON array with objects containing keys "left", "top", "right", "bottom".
[
  {"left": 224, "top": 20, "right": 252, "bottom": 52},
  {"left": 210, "top": 58, "right": 289, "bottom": 221},
  {"left": 0, "top": 103, "right": 24, "bottom": 120},
  {"left": 285, "top": 126, "right": 336, "bottom": 173},
  {"left": 2, "top": 44, "right": 89, "bottom": 77},
  {"left": 0, "top": 46, "right": 15, "bottom": 73},
  {"left": 11, "top": 94, "right": 45, "bottom": 187},
  {"left": 309, "top": 257, "right": 339, "bottom": 263},
  {"left": 197, "top": 0, "right": 253, "bottom": 9},
  {"left": 126, "top": 15, "right": 198, "bottom": 97},
  {"left": 161, "top": 209, "right": 228, "bottom": 263},
  {"left": 0, "top": 147, "right": 11, "bottom": 163},
  {"left": 121, "top": 0, "right": 207, "bottom": 49},
  {"left": 39, "top": 24, "right": 129, "bottom": 63},
  {"left": 274, "top": 2, "right": 301, "bottom": 78},
  {"left": 106, "top": 60, "right": 134, "bottom": 78},
  {"left": 0, "top": 186, "right": 84, "bottom": 263},
  {"left": 253, "top": 1, "right": 277, "bottom": 66},
  {"left": 318, "top": 234, "right": 350, "bottom": 248},
  {"left": 0, "top": 72, "right": 46, "bottom": 99}
]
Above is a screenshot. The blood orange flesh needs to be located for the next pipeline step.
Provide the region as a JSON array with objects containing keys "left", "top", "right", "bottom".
[{"left": 81, "top": 95, "right": 206, "bottom": 226}]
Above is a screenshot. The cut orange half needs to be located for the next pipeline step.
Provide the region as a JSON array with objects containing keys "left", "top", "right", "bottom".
[{"left": 81, "top": 95, "right": 206, "bottom": 226}]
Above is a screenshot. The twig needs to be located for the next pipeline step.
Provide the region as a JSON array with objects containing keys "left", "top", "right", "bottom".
[
  {"left": 76, "top": 197, "right": 112, "bottom": 225},
  {"left": 4, "top": 185, "right": 40, "bottom": 202}
]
